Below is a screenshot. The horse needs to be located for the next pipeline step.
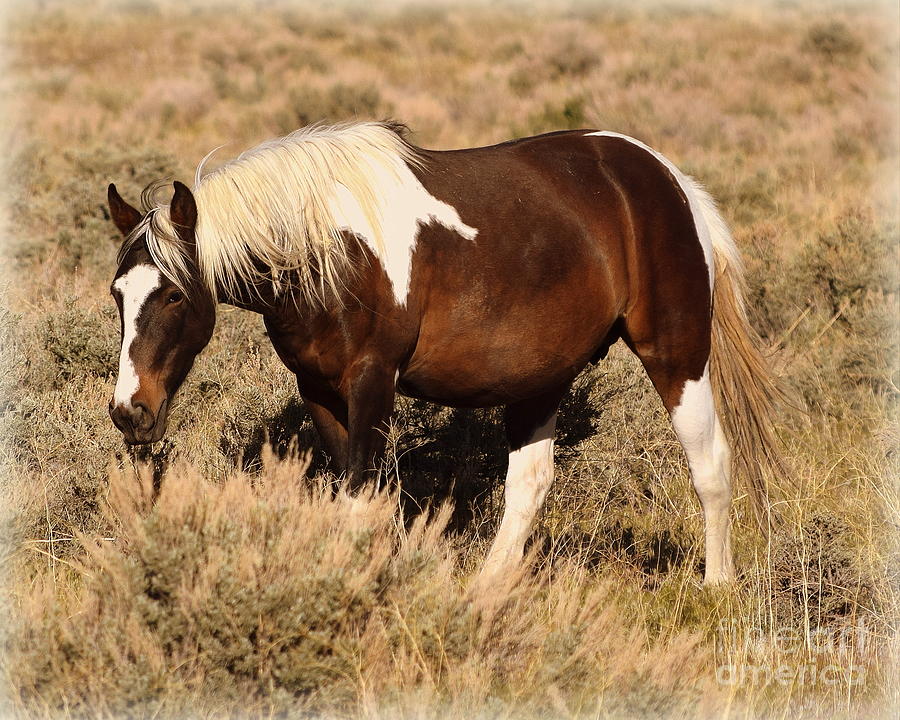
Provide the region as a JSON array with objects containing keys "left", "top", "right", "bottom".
[{"left": 106, "top": 121, "right": 783, "bottom": 586}]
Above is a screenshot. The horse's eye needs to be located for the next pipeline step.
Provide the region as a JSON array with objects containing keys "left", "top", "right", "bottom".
[{"left": 167, "top": 291, "right": 184, "bottom": 305}]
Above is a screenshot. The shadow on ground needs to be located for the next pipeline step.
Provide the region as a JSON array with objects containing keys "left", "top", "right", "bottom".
[{"left": 227, "top": 369, "right": 607, "bottom": 537}]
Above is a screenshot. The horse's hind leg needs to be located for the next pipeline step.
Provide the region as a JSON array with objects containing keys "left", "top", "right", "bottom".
[
  {"left": 624, "top": 315, "right": 734, "bottom": 585},
  {"left": 479, "top": 387, "right": 566, "bottom": 585},
  {"left": 669, "top": 367, "right": 734, "bottom": 584}
]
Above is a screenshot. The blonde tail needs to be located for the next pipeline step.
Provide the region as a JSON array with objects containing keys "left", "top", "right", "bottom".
[{"left": 692, "top": 183, "right": 787, "bottom": 532}]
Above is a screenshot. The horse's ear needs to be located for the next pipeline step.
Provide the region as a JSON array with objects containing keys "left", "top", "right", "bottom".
[
  {"left": 107, "top": 183, "right": 143, "bottom": 237},
  {"left": 170, "top": 181, "right": 197, "bottom": 244}
]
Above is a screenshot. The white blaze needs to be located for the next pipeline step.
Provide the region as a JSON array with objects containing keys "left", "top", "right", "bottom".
[
  {"left": 328, "top": 162, "right": 478, "bottom": 306},
  {"left": 113, "top": 264, "right": 162, "bottom": 407}
]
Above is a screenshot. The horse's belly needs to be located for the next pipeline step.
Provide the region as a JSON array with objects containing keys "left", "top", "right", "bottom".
[
  {"left": 397, "top": 361, "right": 583, "bottom": 407},
  {"left": 399, "top": 302, "right": 616, "bottom": 407}
]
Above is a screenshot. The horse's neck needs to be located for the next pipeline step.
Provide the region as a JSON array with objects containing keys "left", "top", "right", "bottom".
[
  {"left": 217, "top": 282, "right": 335, "bottom": 339},
  {"left": 215, "top": 232, "right": 380, "bottom": 320},
  {"left": 216, "top": 255, "right": 405, "bottom": 385},
  {"left": 219, "top": 291, "right": 268, "bottom": 314}
]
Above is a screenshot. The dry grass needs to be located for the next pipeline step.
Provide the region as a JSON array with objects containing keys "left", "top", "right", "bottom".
[
  {"left": 6, "top": 448, "right": 893, "bottom": 719},
  {"left": 1, "top": 0, "right": 898, "bottom": 718},
  {"left": 8, "top": 449, "right": 717, "bottom": 719}
]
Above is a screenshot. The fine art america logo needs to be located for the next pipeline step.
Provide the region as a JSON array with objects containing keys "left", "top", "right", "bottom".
[{"left": 715, "top": 619, "right": 869, "bottom": 688}]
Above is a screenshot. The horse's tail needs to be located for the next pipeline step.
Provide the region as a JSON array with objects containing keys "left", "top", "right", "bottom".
[{"left": 689, "top": 181, "right": 787, "bottom": 533}]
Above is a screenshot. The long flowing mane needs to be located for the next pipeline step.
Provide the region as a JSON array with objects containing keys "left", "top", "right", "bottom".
[{"left": 119, "top": 121, "right": 422, "bottom": 304}]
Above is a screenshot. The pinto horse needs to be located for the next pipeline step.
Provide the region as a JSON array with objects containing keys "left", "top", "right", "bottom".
[{"left": 107, "top": 122, "right": 782, "bottom": 585}]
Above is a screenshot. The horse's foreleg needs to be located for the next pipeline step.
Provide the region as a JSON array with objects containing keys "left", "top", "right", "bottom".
[
  {"left": 344, "top": 358, "right": 396, "bottom": 493},
  {"left": 479, "top": 388, "right": 566, "bottom": 585},
  {"left": 298, "top": 382, "right": 349, "bottom": 474}
]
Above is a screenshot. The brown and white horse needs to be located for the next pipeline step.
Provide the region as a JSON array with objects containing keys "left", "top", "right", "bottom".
[{"left": 107, "top": 122, "right": 782, "bottom": 585}]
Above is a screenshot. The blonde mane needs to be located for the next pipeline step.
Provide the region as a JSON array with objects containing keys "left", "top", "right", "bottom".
[{"left": 120, "top": 121, "right": 422, "bottom": 305}]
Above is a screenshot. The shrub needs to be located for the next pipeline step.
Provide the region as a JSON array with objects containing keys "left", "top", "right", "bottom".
[
  {"left": 771, "top": 512, "right": 877, "bottom": 626},
  {"left": 42, "top": 302, "right": 118, "bottom": 385},
  {"left": 8, "top": 449, "right": 731, "bottom": 719},
  {"left": 9, "top": 143, "right": 177, "bottom": 269},
  {"left": 508, "top": 65, "right": 537, "bottom": 96},
  {"left": 803, "top": 21, "right": 862, "bottom": 63},
  {"left": 771, "top": 215, "right": 898, "bottom": 402},
  {"left": 278, "top": 82, "right": 388, "bottom": 130},
  {"left": 546, "top": 40, "right": 601, "bottom": 78},
  {"left": 525, "top": 96, "right": 588, "bottom": 135}
]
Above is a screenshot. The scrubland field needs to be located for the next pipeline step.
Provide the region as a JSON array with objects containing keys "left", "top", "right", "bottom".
[{"left": 1, "top": 0, "right": 898, "bottom": 718}]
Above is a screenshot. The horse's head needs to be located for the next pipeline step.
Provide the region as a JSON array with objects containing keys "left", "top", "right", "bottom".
[{"left": 107, "top": 181, "right": 216, "bottom": 444}]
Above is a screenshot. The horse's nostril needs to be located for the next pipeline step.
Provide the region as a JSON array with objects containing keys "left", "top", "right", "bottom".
[
  {"left": 109, "top": 403, "right": 132, "bottom": 433},
  {"left": 130, "top": 402, "right": 154, "bottom": 431}
]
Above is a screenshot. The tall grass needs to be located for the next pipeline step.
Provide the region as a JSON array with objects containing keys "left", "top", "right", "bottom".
[
  {"left": 2, "top": 0, "right": 898, "bottom": 718},
  {"left": 7, "top": 447, "right": 893, "bottom": 718}
]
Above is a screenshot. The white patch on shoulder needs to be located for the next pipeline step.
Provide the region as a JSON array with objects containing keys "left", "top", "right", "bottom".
[
  {"left": 585, "top": 131, "right": 714, "bottom": 288},
  {"left": 113, "top": 264, "right": 162, "bottom": 408},
  {"left": 328, "top": 163, "right": 478, "bottom": 306}
]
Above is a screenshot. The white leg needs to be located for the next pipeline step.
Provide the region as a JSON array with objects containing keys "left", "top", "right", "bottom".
[
  {"left": 480, "top": 411, "right": 558, "bottom": 582},
  {"left": 670, "top": 366, "right": 734, "bottom": 585}
]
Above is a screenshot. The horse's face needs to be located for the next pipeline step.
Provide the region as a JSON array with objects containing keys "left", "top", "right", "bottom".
[{"left": 107, "top": 182, "right": 215, "bottom": 444}]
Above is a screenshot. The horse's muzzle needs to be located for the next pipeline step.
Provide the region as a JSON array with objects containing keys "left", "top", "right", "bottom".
[{"left": 109, "top": 397, "right": 169, "bottom": 444}]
